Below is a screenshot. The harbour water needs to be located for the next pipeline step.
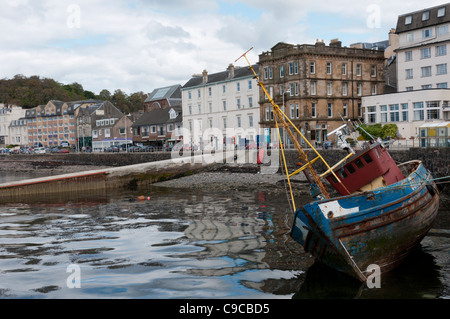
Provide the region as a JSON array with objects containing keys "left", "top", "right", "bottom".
[{"left": 0, "top": 172, "right": 449, "bottom": 299}]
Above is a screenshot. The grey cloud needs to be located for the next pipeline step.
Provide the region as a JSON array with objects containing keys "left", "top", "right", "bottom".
[{"left": 145, "top": 20, "right": 191, "bottom": 40}]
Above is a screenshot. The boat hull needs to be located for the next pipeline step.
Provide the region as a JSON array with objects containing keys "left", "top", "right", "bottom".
[{"left": 291, "top": 161, "right": 440, "bottom": 281}]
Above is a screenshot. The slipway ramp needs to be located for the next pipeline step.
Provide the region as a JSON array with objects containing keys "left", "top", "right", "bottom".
[{"left": 0, "top": 151, "right": 235, "bottom": 203}]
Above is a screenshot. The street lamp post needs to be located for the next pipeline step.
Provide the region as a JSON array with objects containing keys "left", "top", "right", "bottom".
[{"left": 282, "top": 88, "right": 291, "bottom": 148}]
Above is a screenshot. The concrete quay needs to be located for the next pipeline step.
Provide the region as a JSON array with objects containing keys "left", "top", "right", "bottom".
[{"left": 0, "top": 151, "right": 237, "bottom": 203}]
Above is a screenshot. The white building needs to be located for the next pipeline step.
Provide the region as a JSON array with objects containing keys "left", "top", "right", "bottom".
[
  {"left": 362, "top": 89, "right": 450, "bottom": 139},
  {"left": 9, "top": 118, "right": 29, "bottom": 147},
  {"left": 362, "top": 4, "right": 450, "bottom": 146},
  {"left": 181, "top": 64, "right": 260, "bottom": 150},
  {"left": 0, "top": 104, "right": 26, "bottom": 146},
  {"left": 396, "top": 4, "right": 450, "bottom": 91}
]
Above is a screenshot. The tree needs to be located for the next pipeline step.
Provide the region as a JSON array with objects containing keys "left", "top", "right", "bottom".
[
  {"left": 0, "top": 74, "right": 148, "bottom": 112},
  {"left": 84, "top": 90, "right": 96, "bottom": 99},
  {"left": 357, "top": 123, "right": 398, "bottom": 140},
  {"left": 63, "top": 82, "right": 85, "bottom": 99},
  {"left": 98, "top": 89, "right": 111, "bottom": 100},
  {"left": 381, "top": 124, "right": 398, "bottom": 139},
  {"left": 128, "top": 91, "right": 147, "bottom": 113},
  {"left": 112, "top": 89, "right": 130, "bottom": 113}
]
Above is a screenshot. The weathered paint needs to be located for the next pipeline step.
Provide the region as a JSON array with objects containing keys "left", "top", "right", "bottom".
[
  {"left": 324, "top": 143, "right": 405, "bottom": 196},
  {"left": 291, "top": 160, "right": 440, "bottom": 281},
  {"left": 318, "top": 201, "right": 359, "bottom": 219}
]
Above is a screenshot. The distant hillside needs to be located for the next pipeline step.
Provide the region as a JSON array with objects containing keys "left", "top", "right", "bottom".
[{"left": 0, "top": 74, "right": 147, "bottom": 113}]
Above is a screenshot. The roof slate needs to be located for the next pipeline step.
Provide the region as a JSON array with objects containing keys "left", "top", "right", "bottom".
[
  {"left": 395, "top": 3, "right": 450, "bottom": 33},
  {"left": 182, "top": 64, "right": 259, "bottom": 89},
  {"left": 144, "top": 84, "right": 182, "bottom": 103},
  {"left": 132, "top": 106, "right": 182, "bottom": 127}
]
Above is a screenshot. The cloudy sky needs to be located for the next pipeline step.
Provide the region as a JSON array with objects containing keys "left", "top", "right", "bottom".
[{"left": 0, "top": 0, "right": 447, "bottom": 95}]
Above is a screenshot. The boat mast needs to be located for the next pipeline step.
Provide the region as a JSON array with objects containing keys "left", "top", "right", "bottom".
[{"left": 236, "top": 48, "right": 350, "bottom": 204}]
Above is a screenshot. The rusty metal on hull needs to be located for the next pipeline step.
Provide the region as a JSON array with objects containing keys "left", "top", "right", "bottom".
[{"left": 291, "top": 161, "right": 440, "bottom": 281}]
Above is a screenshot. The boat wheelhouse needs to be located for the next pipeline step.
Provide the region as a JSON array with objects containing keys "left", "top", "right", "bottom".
[{"left": 323, "top": 141, "right": 405, "bottom": 196}]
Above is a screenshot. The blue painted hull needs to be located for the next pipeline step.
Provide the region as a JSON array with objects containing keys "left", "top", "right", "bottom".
[{"left": 291, "top": 160, "right": 440, "bottom": 281}]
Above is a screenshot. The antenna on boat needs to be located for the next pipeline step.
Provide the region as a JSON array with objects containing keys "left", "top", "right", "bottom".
[
  {"left": 327, "top": 124, "right": 355, "bottom": 154},
  {"left": 337, "top": 113, "right": 364, "bottom": 150},
  {"left": 236, "top": 48, "right": 352, "bottom": 204}
]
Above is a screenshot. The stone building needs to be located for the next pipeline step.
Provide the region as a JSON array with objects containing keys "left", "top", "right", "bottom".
[{"left": 258, "top": 40, "right": 385, "bottom": 147}]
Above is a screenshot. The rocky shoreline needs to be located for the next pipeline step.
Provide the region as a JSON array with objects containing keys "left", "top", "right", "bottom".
[{"left": 154, "top": 164, "right": 312, "bottom": 195}]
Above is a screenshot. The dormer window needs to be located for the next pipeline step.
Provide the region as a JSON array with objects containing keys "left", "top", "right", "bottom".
[
  {"left": 422, "top": 11, "right": 430, "bottom": 21},
  {"left": 405, "top": 15, "right": 412, "bottom": 25},
  {"left": 169, "top": 109, "right": 177, "bottom": 119},
  {"left": 438, "top": 7, "right": 446, "bottom": 17}
]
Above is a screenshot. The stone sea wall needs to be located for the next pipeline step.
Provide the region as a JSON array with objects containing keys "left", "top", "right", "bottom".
[
  {"left": 1, "top": 148, "right": 449, "bottom": 176},
  {"left": 1, "top": 147, "right": 449, "bottom": 185}
]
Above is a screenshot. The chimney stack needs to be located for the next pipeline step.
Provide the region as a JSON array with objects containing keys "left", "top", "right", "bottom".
[
  {"left": 202, "top": 69, "right": 208, "bottom": 83},
  {"left": 227, "top": 64, "right": 235, "bottom": 79}
]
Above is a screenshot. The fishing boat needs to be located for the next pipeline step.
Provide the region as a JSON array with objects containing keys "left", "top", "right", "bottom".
[{"left": 236, "top": 48, "right": 440, "bottom": 282}]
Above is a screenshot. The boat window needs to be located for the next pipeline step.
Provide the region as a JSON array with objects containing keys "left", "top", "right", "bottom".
[
  {"left": 363, "top": 153, "right": 373, "bottom": 164},
  {"left": 341, "top": 169, "right": 348, "bottom": 178},
  {"left": 355, "top": 159, "right": 364, "bottom": 169},
  {"left": 346, "top": 164, "right": 356, "bottom": 174},
  {"left": 330, "top": 175, "right": 338, "bottom": 183}
]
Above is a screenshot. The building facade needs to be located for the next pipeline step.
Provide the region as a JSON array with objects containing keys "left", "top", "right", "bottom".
[
  {"left": 132, "top": 106, "right": 183, "bottom": 149},
  {"left": 395, "top": 3, "right": 450, "bottom": 92},
  {"left": 258, "top": 40, "right": 385, "bottom": 147},
  {"left": 133, "top": 85, "right": 183, "bottom": 149},
  {"left": 24, "top": 100, "right": 101, "bottom": 148},
  {"left": 362, "top": 89, "right": 450, "bottom": 139},
  {"left": 181, "top": 64, "right": 260, "bottom": 150},
  {"left": 362, "top": 4, "right": 450, "bottom": 147},
  {"left": 25, "top": 101, "right": 75, "bottom": 148},
  {"left": 0, "top": 104, "right": 26, "bottom": 146},
  {"left": 91, "top": 101, "right": 133, "bottom": 151},
  {"left": 9, "top": 118, "right": 28, "bottom": 147}
]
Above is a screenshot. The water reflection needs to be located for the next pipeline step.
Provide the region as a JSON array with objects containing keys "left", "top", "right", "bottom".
[
  {"left": 0, "top": 185, "right": 448, "bottom": 299},
  {"left": 294, "top": 246, "right": 444, "bottom": 299}
]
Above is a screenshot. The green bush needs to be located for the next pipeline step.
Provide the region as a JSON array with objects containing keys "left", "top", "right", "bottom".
[{"left": 357, "top": 123, "right": 398, "bottom": 140}]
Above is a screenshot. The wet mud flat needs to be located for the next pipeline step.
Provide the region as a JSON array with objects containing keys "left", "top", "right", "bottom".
[{"left": 154, "top": 164, "right": 311, "bottom": 195}]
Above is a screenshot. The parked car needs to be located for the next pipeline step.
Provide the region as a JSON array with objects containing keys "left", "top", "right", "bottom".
[
  {"left": 34, "top": 147, "right": 46, "bottom": 154},
  {"left": 107, "top": 146, "right": 119, "bottom": 152},
  {"left": 141, "top": 146, "right": 154, "bottom": 152},
  {"left": 19, "top": 148, "right": 32, "bottom": 154},
  {"left": 127, "top": 146, "right": 142, "bottom": 152}
]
